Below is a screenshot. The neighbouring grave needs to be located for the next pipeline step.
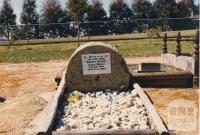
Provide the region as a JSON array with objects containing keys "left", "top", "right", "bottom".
[
  {"left": 126, "top": 31, "right": 199, "bottom": 88},
  {"left": 161, "top": 30, "right": 199, "bottom": 86},
  {"left": 128, "top": 63, "right": 193, "bottom": 88},
  {"left": 65, "top": 42, "right": 130, "bottom": 92}
]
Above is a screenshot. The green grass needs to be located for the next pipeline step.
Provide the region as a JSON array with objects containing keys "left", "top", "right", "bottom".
[
  {"left": 0, "top": 43, "right": 77, "bottom": 63},
  {"left": 0, "top": 30, "right": 196, "bottom": 63},
  {"left": 0, "top": 29, "right": 197, "bottom": 45},
  {"left": 108, "top": 39, "right": 195, "bottom": 57}
]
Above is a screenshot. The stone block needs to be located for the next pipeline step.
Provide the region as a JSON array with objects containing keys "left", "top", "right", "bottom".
[{"left": 65, "top": 42, "right": 130, "bottom": 92}]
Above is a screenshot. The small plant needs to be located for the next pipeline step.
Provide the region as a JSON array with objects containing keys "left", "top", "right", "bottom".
[{"left": 144, "top": 28, "right": 161, "bottom": 45}]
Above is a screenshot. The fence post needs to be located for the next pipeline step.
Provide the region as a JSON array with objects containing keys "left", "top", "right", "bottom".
[
  {"left": 88, "top": 27, "right": 91, "bottom": 41},
  {"left": 27, "top": 24, "right": 30, "bottom": 44},
  {"left": 194, "top": 30, "right": 199, "bottom": 59},
  {"left": 176, "top": 32, "right": 181, "bottom": 56},
  {"left": 162, "top": 33, "right": 168, "bottom": 54},
  {"left": 7, "top": 25, "right": 11, "bottom": 49},
  {"left": 77, "top": 22, "right": 80, "bottom": 47},
  {"left": 194, "top": 30, "right": 199, "bottom": 86}
]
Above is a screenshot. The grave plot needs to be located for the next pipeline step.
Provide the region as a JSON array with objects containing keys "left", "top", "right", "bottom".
[
  {"left": 26, "top": 42, "right": 169, "bottom": 135},
  {"left": 161, "top": 31, "right": 199, "bottom": 86},
  {"left": 54, "top": 89, "right": 150, "bottom": 131},
  {"left": 128, "top": 63, "right": 193, "bottom": 88}
]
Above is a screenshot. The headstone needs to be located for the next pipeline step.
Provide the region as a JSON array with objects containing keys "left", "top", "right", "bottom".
[{"left": 65, "top": 42, "right": 130, "bottom": 92}]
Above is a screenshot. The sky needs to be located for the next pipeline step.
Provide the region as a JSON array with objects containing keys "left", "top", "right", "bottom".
[{"left": 0, "top": 0, "right": 198, "bottom": 24}]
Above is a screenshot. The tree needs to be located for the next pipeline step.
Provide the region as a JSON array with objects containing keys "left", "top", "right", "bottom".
[
  {"left": 174, "top": 0, "right": 198, "bottom": 30},
  {"left": 185, "top": 0, "right": 199, "bottom": 16},
  {"left": 177, "top": 0, "right": 199, "bottom": 17},
  {"left": 40, "top": 0, "right": 70, "bottom": 38},
  {"left": 0, "top": 0, "right": 16, "bottom": 26},
  {"left": 154, "top": 0, "right": 179, "bottom": 31},
  {"left": 0, "top": 0, "right": 16, "bottom": 48},
  {"left": 154, "top": 0, "right": 177, "bottom": 18},
  {"left": 20, "top": 0, "right": 39, "bottom": 39},
  {"left": 0, "top": 13, "right": 3, "bottom": 39},
  {"left": 109, "top": 0, "right": 133, "bottom": 34},
  {"left": 67, "top": 0, "right": 89, "bottom": 46},
  {"left": 86, "top": 0, "right": 108, "bottom": 36},
  {"left": 132, "top": 0, "right": 156, "bottom": 32}
]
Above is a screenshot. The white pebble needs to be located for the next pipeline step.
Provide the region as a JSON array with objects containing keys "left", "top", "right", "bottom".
[{"left": 56, "top": 89, "right": 150, "bottom": 131}]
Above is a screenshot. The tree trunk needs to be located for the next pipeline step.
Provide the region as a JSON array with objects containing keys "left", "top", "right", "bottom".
[{"left": 7, "top": 26, "right": 11, "bottom": 49}]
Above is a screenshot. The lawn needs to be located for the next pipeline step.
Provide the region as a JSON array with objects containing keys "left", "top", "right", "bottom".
[
  {"left": 0, "top": 30, "right": 197, "bottom": 63},
  {"left": 0, "top": 29, "right": 196, "bottom": 45},
  {"left": 0, "top": 43, "right": 76, "bottom": 62}
]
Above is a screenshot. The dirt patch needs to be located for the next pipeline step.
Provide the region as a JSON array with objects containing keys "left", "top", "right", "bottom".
[
  {"left": 0, "top": 57, "right": 198, "bottom": 135},
  {"left": 0, "top": 60, "right": 66, "bottom": 135},
  {"left": 145, "top": 88, "right": 199, "bottom": 135}
]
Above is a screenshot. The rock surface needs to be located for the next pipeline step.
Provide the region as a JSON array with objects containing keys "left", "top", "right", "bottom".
[
  {"left": 65, "top": 42, "right": 130, "bottom": 92},
  {"left": 54, "top": 89, "right": 150, "bottom": 131}
]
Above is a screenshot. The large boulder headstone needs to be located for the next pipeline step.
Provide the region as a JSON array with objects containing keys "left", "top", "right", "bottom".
[{"left": 65, "top": 42, "right": 130, "bottom": 92}]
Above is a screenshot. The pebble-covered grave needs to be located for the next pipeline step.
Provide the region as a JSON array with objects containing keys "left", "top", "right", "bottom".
[
  {"left": 53, "top": 42, "right": 151, "bottom": 132},
  {"left": 54, "top": 89, "right": 150, "bottom": 131}
]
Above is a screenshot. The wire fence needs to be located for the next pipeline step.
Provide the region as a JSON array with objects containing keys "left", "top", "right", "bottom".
[{"left": 0, "top": 17, "right": 199, "bottom": 46}]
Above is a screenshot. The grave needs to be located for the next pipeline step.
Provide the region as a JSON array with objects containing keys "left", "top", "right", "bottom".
[
  {"left": 126, "top": 31, "right": 199, "bottom": 88},
  {"left": 128, "top": 63, "right": 193, "bottom": 88},
  {"left": 161, "top": 30, "right": 199, "bottom": 86},
  {"left": 26, "top": 42, "right": 169, "bottom": 135},
  {"left": 52, "top": 42, "right": 168, "bottom": 135}
]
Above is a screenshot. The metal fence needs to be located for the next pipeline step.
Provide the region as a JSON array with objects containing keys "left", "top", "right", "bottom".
[{"left": 0, "top": 17, "right": 199, "bottom": 46}]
